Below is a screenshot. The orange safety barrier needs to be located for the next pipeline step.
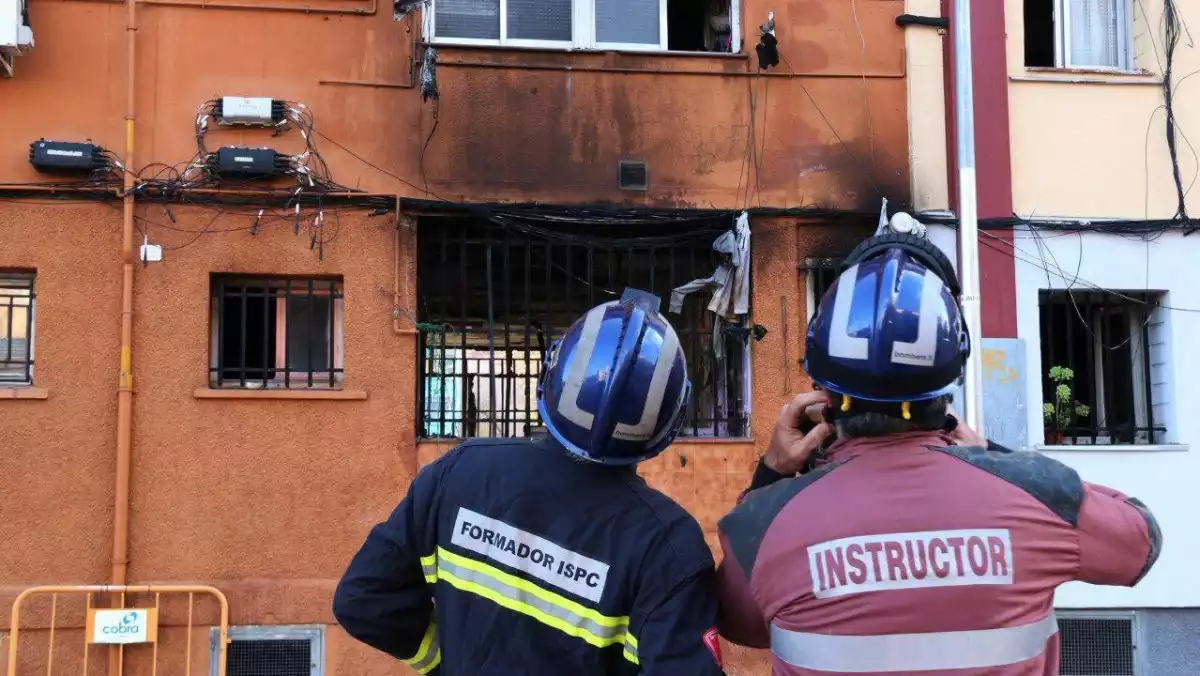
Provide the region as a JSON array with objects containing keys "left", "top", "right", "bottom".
[{"left": 5, "top": 585, "right": 229, "bottom": 676}]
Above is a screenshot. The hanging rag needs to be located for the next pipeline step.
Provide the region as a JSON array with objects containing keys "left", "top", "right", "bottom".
[
  {"left": 669, "top": 212, "right": 752, "bottom": 360},
  {"left": 420, "top": 46, "right": 439, "bottom": 102}
]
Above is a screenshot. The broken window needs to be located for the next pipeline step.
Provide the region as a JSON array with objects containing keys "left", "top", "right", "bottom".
[
  {"left": 416, "top": 216, "right": 751, "bottom": 440},
  {"left": 430, "top": 0, "right": 737, "bottom": 53}
]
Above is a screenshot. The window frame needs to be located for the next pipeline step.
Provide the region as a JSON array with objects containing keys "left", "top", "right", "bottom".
[
  {"left": 208, "top": 275, "right": 345, "bottom": 391},
  {"left": 426, "top": 0, "right": 741, "bottom": 55},
  {"left": 1036, "top": 290, "right": 1165, "bottom": 446},
  {"left": 1044, "top": 0, "right": 1136, "bottom": 72},
  {"left": 0, "top": 271, "right": 36, "bottom": 387}
]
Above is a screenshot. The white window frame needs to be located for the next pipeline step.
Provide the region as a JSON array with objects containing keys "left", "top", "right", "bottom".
[
  {"left": 209, "top": 277, "right": 345, "bottom": 390},
  {"left": 1051, "top": 0, "right": 1135, "bottom": 72},
  {"left": 426, "top": 0, "right": 741, "bottom": 55},
  {"left": 210, "top": 625, "right": 325, "bottom": 676}
]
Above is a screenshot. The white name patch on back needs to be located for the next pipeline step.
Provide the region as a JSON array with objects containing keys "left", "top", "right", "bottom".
[
  {"left": 451, "top": 507, "right": 611, "bottom": 603},
  {"left": 808, "top": 528, "right": 1014, "bottom": 599}
]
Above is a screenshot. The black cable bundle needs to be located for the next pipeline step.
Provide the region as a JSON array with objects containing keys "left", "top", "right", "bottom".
[{"left": 1162, "top": 0, "right": 1189, "bottom": 223}]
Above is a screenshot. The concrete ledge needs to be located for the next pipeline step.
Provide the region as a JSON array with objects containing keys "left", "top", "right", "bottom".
[
  {"left": 0, "top": 387, "right": 48, "bottom": 400},
  {"left": 194, "top": 388, "right": 368, "bottom": 401}
]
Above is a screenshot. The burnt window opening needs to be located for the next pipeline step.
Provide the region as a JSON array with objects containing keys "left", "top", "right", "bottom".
[
  {"left": 0, "top": 272, "right": 35, "bottom": 386},
  {"left": 210, "top": 275, "right": 344, "bottom": 389},
  {"left": 668, "top": 0, "right": 734, "bottom": 53},
  {"left": 1038, "top": 290, "right": 1167, "bottom": 446},
  {"left": 416, "top": 217, "right": 751, "bottom": 440},
  {"left": 804, "top": 258, "right": 843, "bottom": 322},
  {"left": 1024, "top": 0, "right": 1056, "bottom": 67}
]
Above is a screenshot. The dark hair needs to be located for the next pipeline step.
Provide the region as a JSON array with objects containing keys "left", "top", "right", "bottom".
[{"left": 835, "top": 395, "right": 952, "bottom": 439}]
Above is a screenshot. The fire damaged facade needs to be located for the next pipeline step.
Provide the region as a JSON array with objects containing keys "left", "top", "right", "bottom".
[{"left": 0, "top": 1, "right": 917, "bottom": 674}]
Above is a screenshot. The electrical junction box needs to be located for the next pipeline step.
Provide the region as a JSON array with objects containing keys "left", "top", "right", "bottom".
[
  {"left": 213, "top": 146, "right": 282, "bottom": 179},
  {"left": 216, "top": 97, "right": 279, "bottom": 126},
  {"left": 29, "top": 140, "right": 105, "bottom": 174}
]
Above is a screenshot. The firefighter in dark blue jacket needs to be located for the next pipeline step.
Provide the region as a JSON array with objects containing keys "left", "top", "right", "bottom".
[{"left": 334, "top": 288, "right": 726, "bottom": 676}]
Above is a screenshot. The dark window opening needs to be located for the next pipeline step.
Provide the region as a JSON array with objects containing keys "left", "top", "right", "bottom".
[
  {"left": 416, "top": 217, "right": 751, "bottom": 440},
  {"left": 210, "top": 275, "right": 343, "bottom": 389},
  {"left": 1024, "top": 0, "right": 1056, "bottom": 67},
  {"left": 0, "top": 273, "right": 35, "bottom": 385},
  {"left": 1038, "top": 290, "right": 1165, "bottom": 445},
  {"left": 668, "top": 0, "right": 734, "bottom": 53}
]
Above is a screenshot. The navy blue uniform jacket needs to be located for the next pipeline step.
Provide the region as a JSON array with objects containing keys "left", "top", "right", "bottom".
[{"left": 333, "top": 438, "right": 725, "bottom": 676}]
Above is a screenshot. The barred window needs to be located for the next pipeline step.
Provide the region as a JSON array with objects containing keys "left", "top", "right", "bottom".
[
  {"left": 212, "top": 626, "right": 324, "bottom": 676},
  {"left": 209, "top": 275, "right": 344, "bottom": 389},
  {"left": 0, "top": 272, "right": 35, "bottom": 386},
  {"left": 1039, "top": 290, "right": 1167, "bottom": 446},
  {"left": 804, "top": 257, "right": 842, "bottom": 321},
  {"left": 416, "top": 217, "right": 751, "bottom": 440}
]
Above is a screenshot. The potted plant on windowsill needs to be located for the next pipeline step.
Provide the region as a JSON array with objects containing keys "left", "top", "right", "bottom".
[{"left": 1043, "top": 365, "right": 1091, "bottom": 445}]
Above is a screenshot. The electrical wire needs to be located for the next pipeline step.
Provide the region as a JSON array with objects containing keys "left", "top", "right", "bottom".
[{"left": 849, "top": 0, "right": 876, "bottom": 169}]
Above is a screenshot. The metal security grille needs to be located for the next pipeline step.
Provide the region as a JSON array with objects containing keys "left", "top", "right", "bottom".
[
  {"left": 1058, "top": 615, "right": 1136, "bottom": 676},
  {"left": 209, "top": 276, "right": 344, "bottom": 389},
  {"left": 0, "top": 273, "right": 35, "bottom": 385},
  {"left": 1039, "top": 290, "right": 1164, "bottom": 445},
  {"left": 214, "top": 626, "right": 323, "bottom": 676},
  {"left": 416, "top": 216, "right": 750, "bottom": 439}
]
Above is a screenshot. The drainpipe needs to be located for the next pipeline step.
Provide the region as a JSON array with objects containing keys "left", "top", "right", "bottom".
[{"left": 112, "top": 0, "right": 136, "bottom": 613}]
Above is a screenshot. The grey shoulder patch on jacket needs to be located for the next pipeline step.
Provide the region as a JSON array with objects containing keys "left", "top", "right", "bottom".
[
  {"left": 930, "top": 444, "right": 1085, "bottom": 527},
  {"left": 717, "top": 462, "right": 846, "bottom": 578},
  {"left": 1126, "top": 497, "right": 1163, "bottom": 584}
]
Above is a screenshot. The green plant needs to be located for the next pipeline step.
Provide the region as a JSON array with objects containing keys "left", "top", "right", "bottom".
[{"left": 1042, "top": 366, "right": 1091, "bottom": 432}]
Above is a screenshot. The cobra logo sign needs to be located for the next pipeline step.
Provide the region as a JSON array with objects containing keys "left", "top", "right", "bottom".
[{"left": 91, "top": 608, "right": 152, "bottom": 644}]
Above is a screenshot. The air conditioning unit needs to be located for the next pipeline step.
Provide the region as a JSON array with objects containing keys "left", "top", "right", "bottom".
[{"left": 0, "top": 0, "right": 35, "bottom": 78}]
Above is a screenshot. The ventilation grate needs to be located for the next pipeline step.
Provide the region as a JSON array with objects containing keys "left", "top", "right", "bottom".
[
  {"left": 618, "top": 160, "right": 648, "bottom": 191},
  {"left": 228, "top": 639, "right": 311, "bottom": 676},
  {"left": 1058, "top": 616, "right": 1135, "bottom": 676}
]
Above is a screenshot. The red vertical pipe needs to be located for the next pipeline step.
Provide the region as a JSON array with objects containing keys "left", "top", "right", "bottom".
[{"left": 943, "top": 0, "right": 1018, "bottom": 338}]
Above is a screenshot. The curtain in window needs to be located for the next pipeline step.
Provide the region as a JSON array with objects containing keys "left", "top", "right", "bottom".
[
  {"left": 596, "top": 0, "right": 660, "bottom": 45},
  {"left": 1065, "top": 0, "right": 1125, "bottom": 69},
  {"left": 437, "top": 0, "right": 500, "bottom": 40},
  {"left": 508, "top": 0, "right": 572, "bottom": 41}
]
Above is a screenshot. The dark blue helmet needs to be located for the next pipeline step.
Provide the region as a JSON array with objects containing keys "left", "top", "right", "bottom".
[
  {"left": 805, "top": 233, "right": 969, "bottom": 405},
  {"left": 537, "top": 288, "right": 691, "bottom": 466}
]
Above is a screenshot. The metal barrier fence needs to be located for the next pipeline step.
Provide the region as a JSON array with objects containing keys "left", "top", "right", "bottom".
[{"left": 5, "top": 585, "right": 229, "bottom": 676}]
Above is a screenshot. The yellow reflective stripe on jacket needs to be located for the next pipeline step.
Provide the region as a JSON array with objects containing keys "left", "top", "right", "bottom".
[
  {"left": 431, "top": 546, "right": 639, "bottom": 664},
  {"left": 404, "top": 613, "right": 441, "bottom": 675},
  {"left": 420, "top": 554, "right": 437, "bottom": 584}
]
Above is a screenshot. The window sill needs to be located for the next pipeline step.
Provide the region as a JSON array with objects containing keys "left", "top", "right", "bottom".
[
  {"left": 427, "top": 40, "right": 747, "bottom": 61},
  {"left": 1037, "top": 444, "right": 1188, "bottom": 453},
  {"left": 0, "top": 387, "right": 49, "bottom": 400},
  {"left": 193, "top": 388, "right": 368, "bottom": 401},
  {"left": 1012, "top": 67, "right": 1161, "bottom": 85}
]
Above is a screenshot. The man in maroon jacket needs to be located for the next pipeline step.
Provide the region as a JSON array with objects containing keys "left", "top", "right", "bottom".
[{"left": 716, "top": 233, "right": 1161, "bottom": 675}]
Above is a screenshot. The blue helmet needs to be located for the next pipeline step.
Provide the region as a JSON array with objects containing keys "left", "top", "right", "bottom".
[
  {"left": 537, "top": 288, "right": 691, "bottom": 466},
  {"left": 805, "top": 233, "right": 970, "bottom": 405}
]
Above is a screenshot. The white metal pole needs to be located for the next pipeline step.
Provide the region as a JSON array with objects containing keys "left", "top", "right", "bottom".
[{"left": 953, "top": 0, "right": 986, "bottom": 432}]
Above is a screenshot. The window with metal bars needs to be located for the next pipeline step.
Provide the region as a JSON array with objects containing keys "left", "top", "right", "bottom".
[
  {"left": 209, "top": 275, "right": 344, "bottom": 389},
  {"left": 0, "top": 272, "right": 35, "bottom": 386},
  {"left": 415, "top": 217, "right": 751, "bottom": 440},
  {"left": 804, "top": 258, "right": 843, "bottom": 322},
  {"left": 211, "top": 626, "right": 323, "bottom": 676},
  {"left": 1057, "top": 613, "right": 1137, "bottom": 676},
  {"left": 1038, "top": 290, "right": 1167, "bottom": 446}
]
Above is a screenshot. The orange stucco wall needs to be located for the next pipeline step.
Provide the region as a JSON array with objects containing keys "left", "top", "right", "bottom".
[{"left": 0, "top": 0, "right": 907, "bottom": 673}]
